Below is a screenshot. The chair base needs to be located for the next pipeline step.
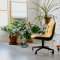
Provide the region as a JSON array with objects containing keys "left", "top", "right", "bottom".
[
  {"left": 32, "top": 46, "right": 54, "bottom": 55},
  {"left": 32, "top": 40, "right": 54, "bottom": 55}
]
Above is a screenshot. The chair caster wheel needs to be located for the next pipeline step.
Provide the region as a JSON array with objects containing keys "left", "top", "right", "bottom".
[
  {"left": 57, "top": 47, "right": 59, "bottom": 51},
  {"left": 52, "top": 50, "right": 54, "bottom": 54},
  {"left": 35, "top": 52, "right": 37, "bottom": 55}
]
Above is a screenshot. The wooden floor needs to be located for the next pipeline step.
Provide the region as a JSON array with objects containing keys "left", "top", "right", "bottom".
[{"left": 0, "top": 43, "right": 60, "bottom": 60}]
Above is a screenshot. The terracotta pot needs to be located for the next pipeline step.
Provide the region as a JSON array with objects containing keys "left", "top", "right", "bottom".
[
  {"left": 9, "top": 35, "right": 18, "bottom": 45},
  {"left": 44, "top": 17, "right": 51, "bottom": 24},
  {"left": 25, "top": 38, "right": 33, "bottom": 42}
]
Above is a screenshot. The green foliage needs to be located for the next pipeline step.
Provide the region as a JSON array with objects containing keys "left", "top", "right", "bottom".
[
  {"left": 1, "top": 26, "right": 8, "bottom": 32},
  {"left": 1, "top": 25, "right": 19, "bottom": 36},
  {"left": 23, "top": 22, "right": 41, "bottom": 39},
  {"left": 31, "top": 25, "right": 40, "bottom": 34},
  {"left": 23, "top": 30, "right": 31, "bottom": 39},
  {"left": 6, "top": 24, "right": 11, "bottom": 27},
  {"left": 11, "top": 18, "right": 26, "bottom": 28},
  {"left": 20, "top": 42, "right": 29, "bottom": 48},
  {"left": 1, "top": 19, "right": 29, "bottom": 47},
  {"left": 23, "top": 22, "right": 33, "bottom": 39},
  {"left": 31, "top": 0, "right": 60, "bottom": 24},
  {"left": 28, "top": 22, "right": 40, "bottom": 34},
  {"left": 1, "top": 26, "right": 12, "bottom": 36},
  {"left": 1, "top": 18, "right": 26, "bottom": 37}
]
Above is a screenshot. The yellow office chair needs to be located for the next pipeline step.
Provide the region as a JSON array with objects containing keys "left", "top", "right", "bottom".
[{"left": 31, "top": 22, "right": 56, "bottom": 54}]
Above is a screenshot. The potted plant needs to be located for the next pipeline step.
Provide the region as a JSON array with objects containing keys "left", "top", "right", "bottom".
[
  {"left": 31, "top": 0, "right": 60, "bottom": 24},
  {"left": 22, "top": 22, "right": 33, "bottom": 42},
  {"left": 23, "top": 29, "right": 33, "bottom": 42},
  {"left": 1, "top": 19, "right": 26, "bottom": 45},
  {"left": 23, "top": 22, "right": 41, "bottom": 42},
  {"left": 1, "top": 25, "right": 19, "bottom": 45}
]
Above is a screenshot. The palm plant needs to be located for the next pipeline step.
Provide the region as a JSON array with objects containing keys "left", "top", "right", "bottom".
[{"left": 31, "top": 0, "right": 60, "bottom": 24}]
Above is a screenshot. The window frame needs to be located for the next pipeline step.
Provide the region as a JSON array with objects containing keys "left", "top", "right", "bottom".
[
  {"left": 10, "top": 0, "right": 28, "bottom": 20},
  {"left": 0, "top": 0, "right": 8, "bottom": 27}
]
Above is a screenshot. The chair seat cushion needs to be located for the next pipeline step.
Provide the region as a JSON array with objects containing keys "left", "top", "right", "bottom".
[{"left": 31, "top": 34, "right": 47, "bottom": 39}]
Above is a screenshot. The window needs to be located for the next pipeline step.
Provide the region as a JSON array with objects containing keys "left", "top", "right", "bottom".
[
  {"left": 0, "top": 0, "right": 8, "bottom": 26},
  {"left": 11, "top": 0, "right": 26, "bottom": 2},
  {"left": 11, "top": 0, "right": 27, "bottom": 18}
]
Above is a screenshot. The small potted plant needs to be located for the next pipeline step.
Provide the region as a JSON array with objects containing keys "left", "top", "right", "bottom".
[
  {"left": 23, "top": 28, "right": 33, "bottom": 42},
  {"left": 22, "top": 22, "right": 33, "bottom": 42},
  {"left": 23, "top": 22, "right": 41, "bottom": 42},
  {"left": 1, "top": 25, "right": 19, "bottom": 45}
]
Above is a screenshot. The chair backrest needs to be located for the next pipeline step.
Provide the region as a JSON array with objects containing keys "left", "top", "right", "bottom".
[
  {"left": 44, "top": 22, "right": 56, "bottom": 37},
  {"left": 32, "top": 22, "right": 56, "bottom": 41},
  {"left": 44, "top": 22, "right": 56, "bottom": 40},
  {"left": 49, "top": 22, "right": 56, "bottom": 40}
]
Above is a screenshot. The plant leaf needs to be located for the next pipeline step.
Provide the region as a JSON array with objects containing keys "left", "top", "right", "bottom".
[
  {"left": 49, "top": 7, "right": 60, "bottom": 13},
  {"left": 48, "top": 3, "right": 60, "bottom": 13},
  {"left": 29, "top": 8, "right": 44, "bottom": 15},
  {"left": 32, "top": 15, "right": 43, "bottom": 23}
]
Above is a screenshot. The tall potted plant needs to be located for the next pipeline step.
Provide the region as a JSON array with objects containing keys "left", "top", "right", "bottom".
[{"left": 31, "top": 0, "right": 60, "bottom": 24}]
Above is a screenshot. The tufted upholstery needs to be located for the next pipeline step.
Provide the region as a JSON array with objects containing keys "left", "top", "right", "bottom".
[{"left": 31, "top": 22, "right": 56, "bottom": 39}]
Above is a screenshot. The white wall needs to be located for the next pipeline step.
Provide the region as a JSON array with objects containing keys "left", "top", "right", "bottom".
[
  {"left": 0, "top": 0, "right": 10, "bottom": 42},
  {"left": 8, "top": 0, "right": 11, "bottom": 25},
  {"left": 0, "top": 28, "right": 9, "bottom": 42},
  {"left": 28, "top": 0, "right": 38, "bottom": 25}
]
